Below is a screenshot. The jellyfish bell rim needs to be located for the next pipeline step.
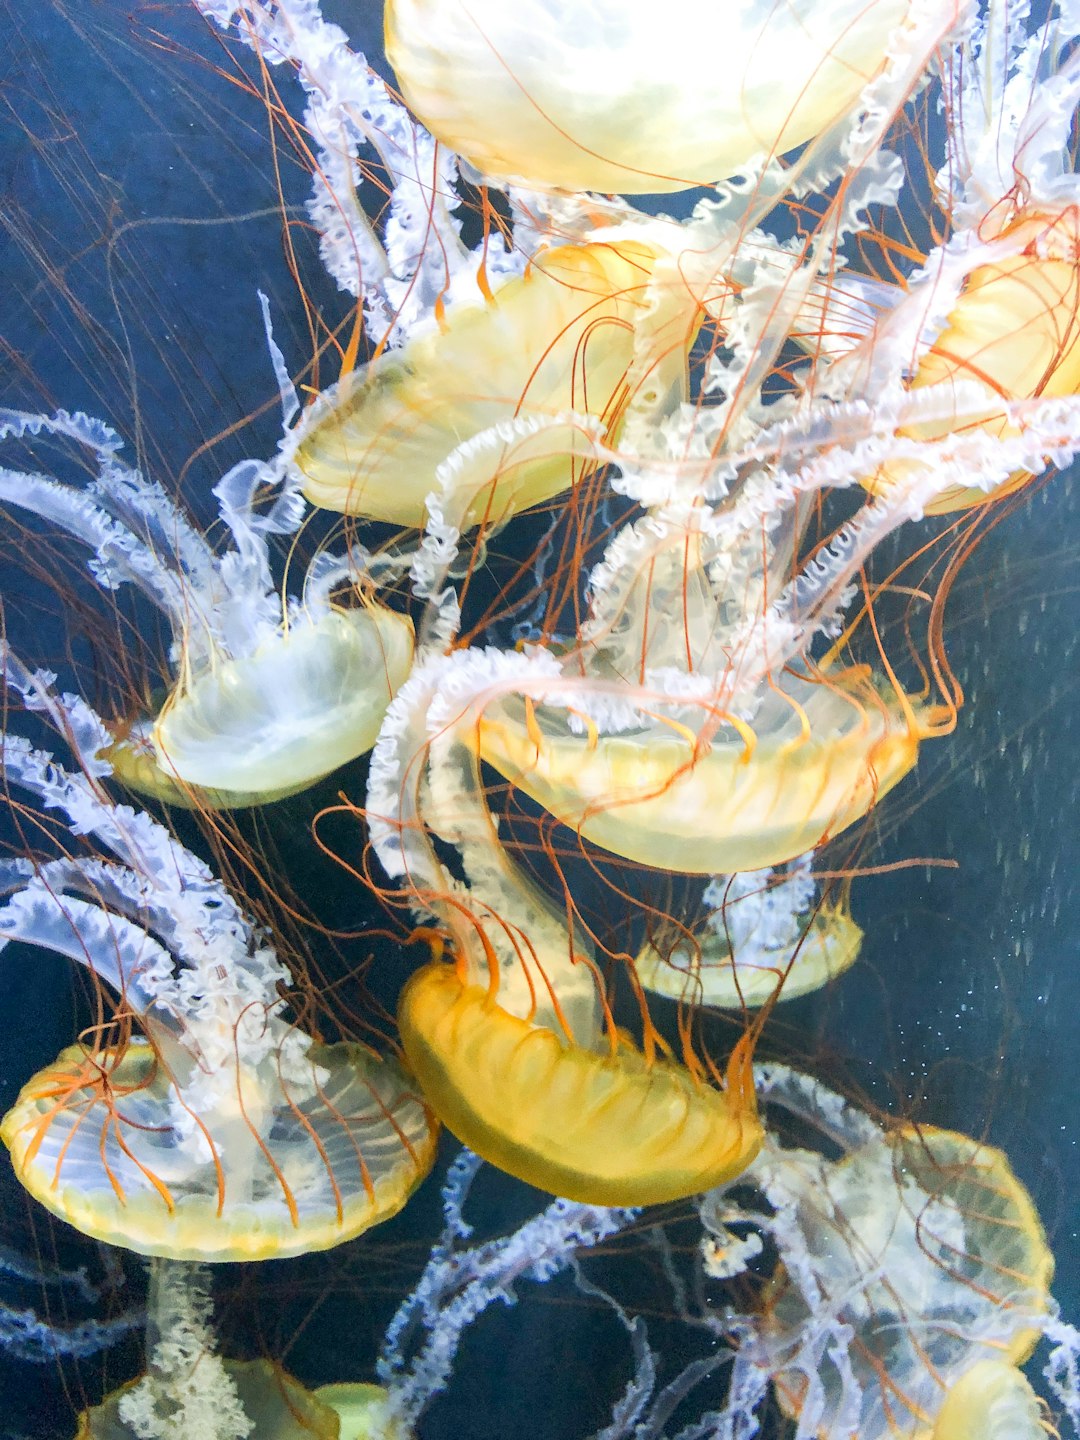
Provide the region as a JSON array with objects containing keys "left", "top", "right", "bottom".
[
  {"left": 398, "top": 960, "right": 763, "bottom": 1207},
  {"left": 0, "top": 1038, "right": 439, "bottom": 1263},
  {"left": 152, "top": 604, "right": 415, "bottom": 798}
]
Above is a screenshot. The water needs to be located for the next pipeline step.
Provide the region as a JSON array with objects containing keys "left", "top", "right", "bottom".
[{"left": 0, "top": 4, "right": 1077, "bottom": 1438}]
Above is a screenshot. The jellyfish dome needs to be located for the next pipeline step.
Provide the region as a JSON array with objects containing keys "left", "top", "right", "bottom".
[
  {"left": 384, "top": 0, "right": 916, "bottom": 193},
  {"left": 0, "top": 658, "right": 437, "bottom": 1261},
  {"left": 0, "top": 410, "right": 413, "bottom": 807}
]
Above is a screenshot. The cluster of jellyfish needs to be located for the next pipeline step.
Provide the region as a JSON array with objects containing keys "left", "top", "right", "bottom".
[{"left": 1, "top": 0, "right": 1080, "bottom": 1435}]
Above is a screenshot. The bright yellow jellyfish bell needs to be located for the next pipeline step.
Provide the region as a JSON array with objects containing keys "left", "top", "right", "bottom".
[
  {"left": 384, "top": 0, "right": 912, "bottom": 193},
  {"left": 290, "top": 239, "right": 695, "bottom": 528},
  {"left": 864, "top": 209, "right": 1080, "bottom": 513},
  {"left": 149, "top": 603, "right": 414, "bottom": 802},
  {"left": 399, "top": 957, "right": 763, "bottom": 1206},
  {"left": 930, "top": 1359, "right": 1047, "bottom": 1440},
  {"left": 1, "top": 1039, "right": 437, "bottom": 1262}
]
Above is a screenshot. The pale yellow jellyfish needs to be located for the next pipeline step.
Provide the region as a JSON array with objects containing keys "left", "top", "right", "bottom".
[
  {"left": 314, "top": 1384, "right": 412, "bottom": 1440},
  {"left": 0, "top": 669, "right": 438, "bottom": 1261},
  {"left": 289, "top": 239, "right": 697, "bottom": 529},
  {"left": 635, "top": 859, "right": 863, "bottom": 1006},
  {"left": 0, "top": 410, "right": 414, "bottom": 808},
  {"left": 761, "top": 1124, "right": 1055, "bottom": 1438},
  {"left": 862, "top": 212, "right": 1080, "bottom": 514},
  {"left": 384, "top": 0, "right": 914, "bottom": 194}
]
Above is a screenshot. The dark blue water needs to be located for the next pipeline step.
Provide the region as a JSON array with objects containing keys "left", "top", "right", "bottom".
[{"left": 0, "top": 5, "right": 1077, "bottom": 1438}]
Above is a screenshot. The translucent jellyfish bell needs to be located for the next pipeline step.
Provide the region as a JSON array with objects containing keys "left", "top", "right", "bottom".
[
  {"left": 288, "top": 239, "right": 696, "bottom": 529},
  {"left": 476, "top": 509, "right": 941, "bottom": 876},
  {"left": 384, "top": 0, "right": 913, "bottom": 194},
  {"left": 635, "top": 856, "right": 863, "bottom": 1007},
  {"left": 0, "top": 410, "right": 413, "bottom": 807},
  {"left": 0, "top": 663, "right": 437, "bottom": 1261},
  {"left": 706, "top": 1067, "right": 1057, "bottom": 1440}
]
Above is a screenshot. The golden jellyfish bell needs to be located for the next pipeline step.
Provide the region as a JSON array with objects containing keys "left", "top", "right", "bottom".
[
  {"left": 398, "top": 960, "right": 763, "bottom": 1206},
  {"left": 764, "top": 1125, "right": 1054, "bottom": 1440},
  {"left": 76, "top": 1359, "right": 341, "bottom": 1440},
  {"left": 151, "top": 605, "right": 414, "bottom": 802},
  {"left": 289, "top": 240, "right": 696, "bottom": 527},
  {"left": 314, "top": 1384, "right": 412, "bottom": 1440},
  {"left": 865, "top": 210, "right": 1080, "bottom": 513},
  {"left": 930, "top": 1360, "right": 1047, "bottom": 1440},
  {"left": 478, "top": 668, "right": 932, "bottom": 874},
  {"left": 384, "top": 0, "right": 912, "bottom": 194},
  {"left": 1, "top": 1039, "right": 437, "bottom": 1262}
]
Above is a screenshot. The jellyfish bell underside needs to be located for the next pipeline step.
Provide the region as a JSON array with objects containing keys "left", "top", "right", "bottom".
[
  {"left": 478, "top": 669, "right": 930, "bottom": 874},
  {"left": 864, "top": 243, "right": 1080, "bottom": 513},
  {"left": 636, "top": 900, "right": 863, "bottom": 1007},
  {"left": 384, "top": 0, "right": 912, "bottom": 193},
  {"left": 762, "top": 1124, "right": 1054, "bottom": 1439},
  {"left": 398, "top": 960, "right": 763, "bottom": 1205},
  {"left": 314, "top": 1384, "right": 410, "bottom": 1440},
  {"left": 76, "top": 1358, "right": 340, "bottom": 1440},
  {"left": 289, "top": 239, "right": 694, "bottom": 527},
  {"left": 151, "top": 605, "right": 414, "bottom": 801},
  {"left": 930, "top": 1359, "right": 1046, "bottom": 1440},
  {"left": 0, "top": 1038, "right": 438, "bottom": 1262}
]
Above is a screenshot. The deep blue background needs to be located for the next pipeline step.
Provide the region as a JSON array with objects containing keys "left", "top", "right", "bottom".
[{"left": 0, "top": 4, "right": 1077, "bottom": 1438}]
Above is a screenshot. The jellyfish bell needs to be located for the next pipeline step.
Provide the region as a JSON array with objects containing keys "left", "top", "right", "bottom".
[
  {"left": 399, "top": 957, "right": 762, "bottom": 1206},
  {"left": 76, "top": 1358, "right": 341, "bottom": 1440},
  {"left": 313, "top": 1383, "right": 411, "bottom": 1440},
  {"left": 0, "top": 410, "right": 414, "bottom": 809},
  {"left": 287, "top": 238, "right": 697, "bottom": 529},
  {"left": 383, "top": 0, "right": 916, "bottom": 194},
  {"left": 152, "top": 602, "right": 415, "bottom": 799},
  {"left": 477, "top": 661, "right": 936, "bottom": 876},
  {"left": 635, "top": 858, "right": 863, "bottom": 1007},
  {"left": 930, "top": 1358, "right": 1047, "bottom": 1440},
  {"left": 857, "top": 210, "right": 1080, "bottom": 514},
  {"left": 742, "top": 1094, "right": 1055, "bottom": 1438},
  {"left": 0, "top": 663, "right": 438, "bottom": 1261}
]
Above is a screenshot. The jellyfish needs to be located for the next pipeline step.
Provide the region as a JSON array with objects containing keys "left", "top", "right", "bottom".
[
  {"left": 383, "top": 0, "right": 923, "bottom": 194},
  {"left": 367, "top": 648, "right": 763, "bottom": 1206},
  {"left": 698, "top": 1065, "right": 1062, "bottom": 1440},
  {"left": 799, "top": 0, "right": 1080, "bottom": 513},
  {"left": 0, "top": 655, "right": 437, "bottom": 1261},
  {"left": 287, "top": 237, "right": 699, "bottom": 531},
  {"left": 634, "top": 855, "right": 863, "bottom": 1007},
  {"left": 0, "top": 409, "right": 413, "bottom": 807},
  {"left": 74, "top": 1259, "right": 343, "bottom": 1439}
]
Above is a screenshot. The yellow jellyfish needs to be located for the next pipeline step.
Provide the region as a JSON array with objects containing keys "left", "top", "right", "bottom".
[
  {"left": 761, "top": 1124, "right": 1055, "bottom": 1439},
  {"left": 314, "top": 1384, "right": 411, "bottom": 1440},
  {"left": 0, "top": 410, "right": 414, "bottom": 808},
  {"left": 862, "top": 212, "right": 1080, "bottom": 514},
  {"left": 0, "top": 669, "right": 438, "bottom": 1260},
  {"left": 384, "top": 0, "right": 913, "bottom": 193},
  {"left": 478, "top": 665, "right": 933, "bottom": 875},
  {"left": 635, "top": 860, "right": 862, "bottom": 1007},
  {"left": 289, "top": 238, "right": 696, "bottom": 528},
  {"left": 399, "top": 957, "right": 761, "bottom": 1206}
]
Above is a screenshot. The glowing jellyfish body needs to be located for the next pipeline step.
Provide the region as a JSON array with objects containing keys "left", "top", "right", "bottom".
[
  {"left": 399, "top": 960, "right": 762, "bottom": 1205},
  {"left": 865, "top": 234, "right": 1080, "bottom": 513},
  {"left": 2, "top": 1040, "right": 435, "bottom": 1263},
  {"left": 0, "top": 665, "right": 437, "bottom": 1261},
  {"left": 290, "top": 240, "right": 692, "bottom": 528},
  {"left": 478, "top": 670, "right": 927, "bottom": 873},
  {"left": 153, "top": 605, "right": 414, "bottom": 797},
  {"left": 760, "top": 1125, "right": 1054, "bottom": 1438},
  {"left": 384, "top": 0, "right": 911, "bottom": 193},
  {"left": 636, "top": 860, "right": 862, "bottom": 1006},
  {"left": 0, "top": 410, "right": 412, "bottom": 808}
]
